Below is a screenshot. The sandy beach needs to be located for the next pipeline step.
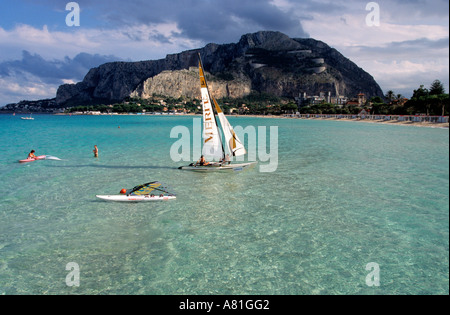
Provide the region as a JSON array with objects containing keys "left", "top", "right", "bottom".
[
  {"left": 293, "top": 117, "right": 450, "bottom": 129},
  {"left": 241, "top": 115, "right": 449, "bottom": 129}
]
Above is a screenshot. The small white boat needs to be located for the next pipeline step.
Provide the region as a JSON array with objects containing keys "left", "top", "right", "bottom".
[{"left": 21, "top": 113, "right": 34, "bottom": 120}]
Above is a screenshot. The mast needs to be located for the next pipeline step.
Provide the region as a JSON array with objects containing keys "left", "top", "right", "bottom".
[{"left": 198, "top": 53, "right": 225, "bottom": 160}]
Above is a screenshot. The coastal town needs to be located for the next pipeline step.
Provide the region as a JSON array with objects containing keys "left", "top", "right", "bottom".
[{"left": 2, "top": 81, "right": 448, "bottom": 128}]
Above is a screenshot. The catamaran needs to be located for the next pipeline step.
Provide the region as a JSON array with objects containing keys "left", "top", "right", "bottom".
[
  {"left": 21, "top": 113, "right": 34, "bottom": 120},
  {"left": 179, "top": 54, "right": 256, "bottom": 172}
]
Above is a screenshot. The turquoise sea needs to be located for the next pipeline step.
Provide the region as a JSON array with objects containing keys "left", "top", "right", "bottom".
[{"left": 0, "top": 114, "right": 448, "bottom": 295}]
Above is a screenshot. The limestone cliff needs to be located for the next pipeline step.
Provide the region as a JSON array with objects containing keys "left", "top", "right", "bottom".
[
  {"left": 130, "top": 67, "right": 251, "bottom": 99},
  {"left": 56, "top": 31, "right": 384, "bottom": 106}
]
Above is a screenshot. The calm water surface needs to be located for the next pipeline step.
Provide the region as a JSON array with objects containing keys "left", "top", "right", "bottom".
[{"left": 0, "top": 114, "right": 448, "bottom": 294}]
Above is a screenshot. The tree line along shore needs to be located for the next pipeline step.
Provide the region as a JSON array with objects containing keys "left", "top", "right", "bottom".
[
  {"left": 2, "top": 80, "right": 448, "bottom": 119},
  {"left": 63, "top": 80, "right": 449, "bottom": 117}
]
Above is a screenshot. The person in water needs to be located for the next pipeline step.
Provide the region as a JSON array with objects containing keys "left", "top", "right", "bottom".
[
  {"left": 93, "top": 145, "right": 99, "bottom": 157},
  {"left": 195, "top": 155, "right": 209, "bottom": 166},
  {"left": 28, "top": 150, "right": 37, "bottom": 159}
]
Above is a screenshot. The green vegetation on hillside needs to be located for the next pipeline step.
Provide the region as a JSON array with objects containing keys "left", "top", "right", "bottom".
[
  {"left": 66, "top": 96, "right": 201, "bottom": 114},
  {"left": 300, "top": 80, "right": 449, "bottom": 116},
  {"left": 404, "top": 80, "right": 449, "bottom": 116},
  {"left": 65, "top": 92, "right": 295, "bottom": 115}
]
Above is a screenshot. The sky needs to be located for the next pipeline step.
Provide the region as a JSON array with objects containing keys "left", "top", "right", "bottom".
[{"left": 0, "top": 0, "right": 448, "bottom": 105}]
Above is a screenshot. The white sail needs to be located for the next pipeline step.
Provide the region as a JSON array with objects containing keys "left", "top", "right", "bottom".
[
  {"left": 178, "top": 54, "right": 256, "bottom": 171},
  {"left": 199, "top": 61, "right": 224, "bottom": 160},
  {"left": 211, "top": 96, "right": 246, "bottom": 157}
]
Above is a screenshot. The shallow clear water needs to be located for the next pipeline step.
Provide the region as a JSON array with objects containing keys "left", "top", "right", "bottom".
[{"left": 0, "top": 114, "right": 448, "bottom": 294}]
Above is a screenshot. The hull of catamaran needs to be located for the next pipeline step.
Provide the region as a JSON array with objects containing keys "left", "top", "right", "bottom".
[{"left": 178, "top": 162, "right": 257, "bottom": 172}]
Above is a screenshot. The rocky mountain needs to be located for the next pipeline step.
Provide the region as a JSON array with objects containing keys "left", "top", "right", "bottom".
[
  {"left": 53, "top": 31, "right": 383, "bottom": 106},
  {"left": 130, "top": 68, "right": 252, "bottom": 100}
]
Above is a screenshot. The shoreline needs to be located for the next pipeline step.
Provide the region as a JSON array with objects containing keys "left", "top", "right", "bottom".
[
  {"left": 294, "top": 117, "right": 449, "bottom": 129},
  {"left": 3, "top": 112, "right": 448, "bottom": 129},
  {"left": 239, "top": 114, "right": 450, "bottom": 129}
]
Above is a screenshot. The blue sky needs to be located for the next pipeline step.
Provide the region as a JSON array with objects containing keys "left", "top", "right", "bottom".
[
  {"left": 0, "top": 1, "right": 101, "bottom": 30},
  {"left": 0, "top": 1, "right": 62, "bottom": 30},
  {"left": 0, "top": 0, "right": 448, "bottom": 105}
]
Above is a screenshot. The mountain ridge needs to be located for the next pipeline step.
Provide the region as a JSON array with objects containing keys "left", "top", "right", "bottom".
[{"left": 8, "top": 31, "right": 385, "bottom": 109}]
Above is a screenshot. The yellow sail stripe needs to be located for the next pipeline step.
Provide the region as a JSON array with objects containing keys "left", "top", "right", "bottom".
[
  {"left": 133, "top": 183, "right": 162, "bottom": 195},
  {"left": 199, "top": 61, "right": 207, "bottom": 88},
  {"left": 212, "top": 96, "right": 223, "bottom": 114},
  {"left": 230, "top": 131, "right": 237, "bottom": 152}
]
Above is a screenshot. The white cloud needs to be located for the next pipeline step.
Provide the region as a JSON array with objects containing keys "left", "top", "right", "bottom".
[
  {"left": 0, "top": 73, "right": 58, "bottom": 104},
  {"left": 300, "top": 12, "right": 449, "bottom": 97},
  {"left": 62, "top": 79, "right": 76, "bottom": 84},
  {"left": 302, "top": 12, "right": 449, "bottom": 47},
  {"left": 0, "top": 23, "right": 203, "bottom": 105},
  {"left": 0, "top": 23, "right": 202, "bottom": 62},
  {"left": 365, "top": 59, "right": 449, "bottom": 96}
]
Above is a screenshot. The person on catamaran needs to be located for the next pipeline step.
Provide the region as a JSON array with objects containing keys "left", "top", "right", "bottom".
[
  {"left": 28, "top": 150, "right": 37, "bottom": 159},
  {"left": 195, "top": 155, "right": 210, "bottom": 166},
  {"left": 220, "top": 154, "right": 231, "bottom": 165}
]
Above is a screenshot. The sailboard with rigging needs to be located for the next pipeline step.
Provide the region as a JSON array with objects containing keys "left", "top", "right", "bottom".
[{"left": 96, "top": 181, "right": 177, "bottom": 202}]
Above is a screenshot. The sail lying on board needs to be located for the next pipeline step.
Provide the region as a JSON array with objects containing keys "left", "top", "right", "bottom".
[
  {"left": 198, "top": 54, "right": 246, "bottom": 159},
  {"left": 129, "top": 182, "right": 175, "bottom": 196}
]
